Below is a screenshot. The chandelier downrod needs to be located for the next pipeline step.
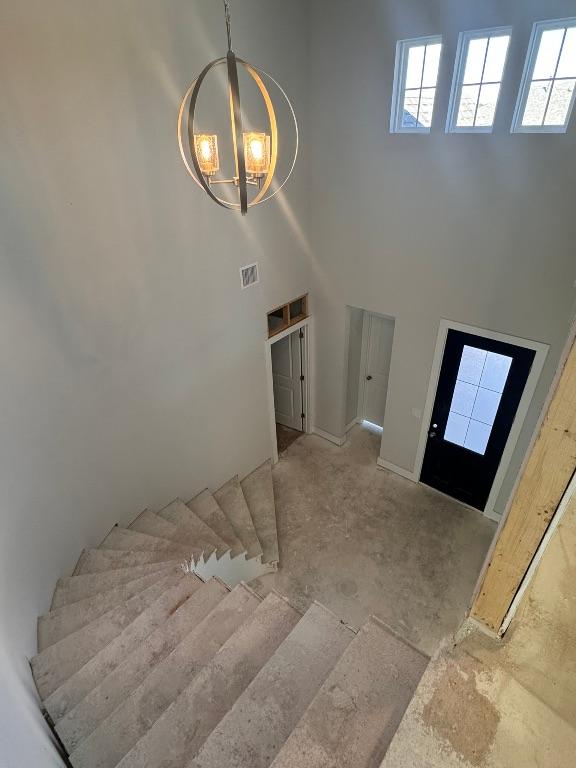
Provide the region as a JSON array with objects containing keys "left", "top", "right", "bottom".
[{"left": 223, "top": 0, "right": 233, "bottom": 52}]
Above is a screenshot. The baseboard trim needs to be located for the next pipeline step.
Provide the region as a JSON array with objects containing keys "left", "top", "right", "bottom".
[
  {"left": 376, "top": 457, "right": 416, "bottom": 482},
  {"left": 312, "top": 427, "right": 347, "bottom": 446},
  {"left": 482, "top": 507, "right": 502, "bottom": 523},
  {"left": 344, "top": 417, "right": 362, "bottom": 434}
]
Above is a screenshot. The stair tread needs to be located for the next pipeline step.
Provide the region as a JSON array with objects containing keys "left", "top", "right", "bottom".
[
  {"left": 128, "top": 509, "right": 198, "bottom": 549},
  {"left": 190, "top": 602, "right": 355, "bottom": 768},
  {"left": 43, "top": 574, "right": 204, "bottom": 722},
  {"left": 73, "top": 548, "right": 180, "bottom": 575},
  {"left": 32, "top": 571, "right": 183, "bottom": 700},
  {"left": 116, "top": 591, "right": 301, "bottom": 768},
  {"left": 269, "top": 616, "right": 429, "bottom": 768},
  {"left": 188, "top": 489, "right": 245, "bottom": 556},
  {"left": 38, "top": 570, "right": 175, "bottom": 651},
  {"left": 55, "top": 578, "right": 227, "bottom": 752},
  {"left": 241, "top": 459, "right": 279, "bottom": 564},
  {"left": 214, "top": 475, "right": 263, "bottom": 560},
  {"left": 158, "top": 499, "right": 226, "bottom": 557},
  {"left": 52, "top": 561, "right": 181, "bottom": 610},
  {"left": 69, "top": 583, "right": 261, "bottom": 768},
  {"left": 99, "top": 526, "right": 192, "bottom": 557}
]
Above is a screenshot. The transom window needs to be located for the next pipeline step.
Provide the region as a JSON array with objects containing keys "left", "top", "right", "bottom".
[
  {"left": 512, "top": 18, "right": 576, "bottom": 133},
  {"left": 390, "top": 36, "right": 443, "bottom": 133},
  {"left": 444, "top": 346, "right": 512, "bottom": 455},
  {"left": 447, "top": 28, "right": 512, "bottom": 132}
]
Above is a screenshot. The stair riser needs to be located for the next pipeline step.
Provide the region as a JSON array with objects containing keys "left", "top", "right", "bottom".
[
  {"left": 43, "top": 574, "right": 203, "bottom": 721},
  {"left": 69, "top": 584, "right": 261, "bottom": 768},
  {"left": 55, "top": 578, "right": 228, "bottom": 752}
]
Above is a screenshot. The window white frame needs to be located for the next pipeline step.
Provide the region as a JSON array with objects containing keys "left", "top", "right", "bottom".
[
  {"left": 446, "top": 27, "right": 512, "bottom": 133},
  {"left": 512, "top": 17, "right": 576, "bottom": 134},
  {"left": 390, "top": 35, "right": 443, "bottom": 134}
]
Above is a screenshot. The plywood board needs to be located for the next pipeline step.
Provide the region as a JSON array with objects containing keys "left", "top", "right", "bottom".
[{"left": 471, "top": 336, "right": 576, "bottom": 632}]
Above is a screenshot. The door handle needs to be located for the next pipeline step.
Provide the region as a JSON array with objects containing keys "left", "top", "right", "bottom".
[
  {"left": 366, "top": 375, "right": 373, "bottom": 381},
  {"left": 429, "top": 431, "right": 437, "bottom": 438}
]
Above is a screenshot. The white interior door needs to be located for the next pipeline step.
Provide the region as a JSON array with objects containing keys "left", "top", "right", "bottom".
[
  {"left": 272, "top": 331, "right": 303, "bottom": 431},
  {"left": 362, "top": 313, "right": 394, "bottom": 428}
]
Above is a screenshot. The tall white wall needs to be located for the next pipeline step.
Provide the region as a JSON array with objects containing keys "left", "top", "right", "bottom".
[
  {"left": 309, "top": 0, "right": 576, "bottom": 510},
  {"left": 0, "top": 1, "right": 310, "bottom": 764}
]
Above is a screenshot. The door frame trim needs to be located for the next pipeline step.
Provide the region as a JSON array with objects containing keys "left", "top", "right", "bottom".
[
  {"left": 265, "top": 317, "right": 313, "bottom": 464},
  {"left": 413, "top": 319, "right": 549, "bottom": 520}
]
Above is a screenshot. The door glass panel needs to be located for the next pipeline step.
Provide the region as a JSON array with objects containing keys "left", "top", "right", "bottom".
[
  {"left": 471, "top": 387, "right": 501, "bottom": 424},
  {"left": 457, "top": 345, "right": 487, "bottom": 385},
  {"left": 451, "top": 380, "right": 477, "bottom": 416},
  {"left": 464, "top": 420, "right": 492, "bottom": 454},
  {"left": 479, "top": 351, "right": 512, "bottom": 392},
  {"left": 445, "top": 411, "right": 470, "bottom": 445},
  {"left": 444, "top": 344, "right": 513, "bottom": 455}
]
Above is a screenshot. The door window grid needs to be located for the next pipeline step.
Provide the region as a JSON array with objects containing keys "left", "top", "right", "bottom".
[
  {"left": 390, "top": 36, "right": 443, "bottom": 133},
  {"left": 513, "top": 19, "right": 576, "bottom": 132},
  {"left": 444, "top": 346, "right": 512, "bottom": 455},
  {"left": 447, "top": 28, "right": 512, "bottom": 132}
]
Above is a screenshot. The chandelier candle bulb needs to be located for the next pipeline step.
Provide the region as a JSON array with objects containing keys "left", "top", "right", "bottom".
[
  {"left": 194, "top": 134, "right": 219, "bottom": 176},
  {"left": 243, "top": 132, "right": 270, "bottom": 176}
]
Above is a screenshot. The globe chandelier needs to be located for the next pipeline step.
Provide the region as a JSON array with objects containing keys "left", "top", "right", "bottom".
[{"left": 177, "top": 0, "right": 298, "bottom": 214}]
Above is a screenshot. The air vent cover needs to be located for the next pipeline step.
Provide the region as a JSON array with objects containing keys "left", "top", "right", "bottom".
[{"left": 240, "top": 262, "right": 259, "bottom": 289}]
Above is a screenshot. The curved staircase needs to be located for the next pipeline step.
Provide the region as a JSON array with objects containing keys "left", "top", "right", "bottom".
[{"left": 31, "top": 460, "right": 429, "bottom": 768}]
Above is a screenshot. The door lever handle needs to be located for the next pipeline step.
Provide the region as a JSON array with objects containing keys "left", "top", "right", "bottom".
[{"left": 366, "top": 375, "right": 373, "bottom": 381}]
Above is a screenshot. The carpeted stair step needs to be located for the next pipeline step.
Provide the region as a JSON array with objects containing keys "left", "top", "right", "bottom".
[
  {"left": 32, "top": 571, "right": 184, "bottom": 700},
  {"left": 127, "top": 509, "right": 190, "bottom": 544},
  {"left": 116, "top": 591, "right": 301, "bottom": 768},
  {"left": 99, "top": 526, "right": 191, "bottom": 558},
  {"left": 51, "top": 562, "right": 179, "bottom": 610},
  {"left": 55, "top": 578, "right": 228, "bottom": 752},
  {"left": 38, "top": 571, "right": 175, "bottom": 651},
  {"left": 269, "top": 616, "right": 430, "bottom": 768},
  {"left": 158, "top": 499, "right": 227, "bottom": 557},
  {"left": 43, "top": 573, "right": 203, "bottom": 722},
  {"left": 241, "top": 459, "right": 279, "bottom": 564},
  {"left": 189, "top": 602, "right": 355, "bottom": 768},
  {"left": 188, "top": 489, "right": 245, "bottom": 556},
  {"left": 69, "top": 582, "right": 261, "bottom": 768},
  {"left": 73, "top": 548, "right": 180, "bottom": 575},
  {"left": 214, "top": 475, "right": 263, "bottom": 560}
]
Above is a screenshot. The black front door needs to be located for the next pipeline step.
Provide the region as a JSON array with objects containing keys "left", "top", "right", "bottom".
[{"left": 420, "top": 330, "right": 535, "bottom": 510}]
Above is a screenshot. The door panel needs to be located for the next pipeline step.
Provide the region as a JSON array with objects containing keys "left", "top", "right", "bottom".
[
  {"left": 272, "top": 332, "right": 303, "bottom": 431},
  {"left": 363, "top": 314, "right": 394, "bottom": 427},
  {"left": 420, "top": 330, "right": 535, "bottom": 510}
]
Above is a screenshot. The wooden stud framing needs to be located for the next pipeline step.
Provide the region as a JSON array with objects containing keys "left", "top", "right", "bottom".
[
  {"left": 471, "top": 334, "right": 576, "bottom": 632},
  {"left": 267, "top": 294, "right": 308, "bottom": 338}
]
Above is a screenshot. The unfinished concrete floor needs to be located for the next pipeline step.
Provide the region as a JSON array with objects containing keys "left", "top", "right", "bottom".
[
  {"left": 382, "top": 485, "right": 576, "bottom": 768},
  {"left": 252, "top": 424, "right": 496, "bottom": 656}
]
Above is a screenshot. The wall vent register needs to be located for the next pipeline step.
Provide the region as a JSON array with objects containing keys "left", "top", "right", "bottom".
[
  {"left": 444, "top": 345, "right": 512, "bottom": 455},
  {"left": 240, "top": 262, "right": 259, "bottom": 289}
]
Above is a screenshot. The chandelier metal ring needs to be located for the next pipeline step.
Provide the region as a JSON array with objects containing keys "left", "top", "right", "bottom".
[{"left": 177, "top": 57, "right": 298, "bottom": 212}]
